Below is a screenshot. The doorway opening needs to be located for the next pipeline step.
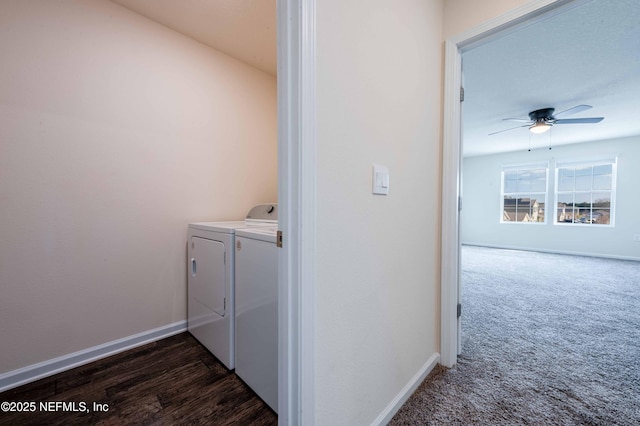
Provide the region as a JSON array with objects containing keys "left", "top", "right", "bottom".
[{"left": 441, "top": 0, "right": 596, "bottom": 367}]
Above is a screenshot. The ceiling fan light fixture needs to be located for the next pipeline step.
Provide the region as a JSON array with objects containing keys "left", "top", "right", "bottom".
[{"left": 529, "top": 120, "right": 551, "bottom": 134}]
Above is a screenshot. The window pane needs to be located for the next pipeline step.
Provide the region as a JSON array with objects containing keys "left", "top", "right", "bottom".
[
  {"left": 531, "top": 169, "right": 547, "bottom": 192},
  {"left": 574, "top": 208, "right": 590, "bottom": 223},
  {"left": 558, "top": 168, "right": 574, "bottom": 191},
  {"left": 592, "top": 208, "right": 611, "bottom": 225},
  {"left": 503, "top": 196, "right": 517, "bottom": 222},
  {"left": 575, "top": 174, "right": 592, "bottom": 191},
  {"left": 529, "top": 195, "right": 545, "bottom": 222},
  {"left": 592, "top": 192, "right": 611, "bottom": 208},
  {"left": 515, "top": 198, "right": 532, "bottom": 222},
  {"left": 574, "top": 192, "right": 591, "bottom": 209},
  {"left": 593, "top": 172, "right": 612, "bottom": 190},
  {"left": 593, "top": 164, "right": 612, "bottom": 176},
  {"left": 518, "top": 175, "right": 531, "bottom": 192},
  {"left": 559, "top": 167, "right": 575, "bottom": 177},
  {"left": 573, "top": 193, "right": 591, "bottom": 223},
  {"left": 504, "top": 171, "right": 518, "bottom": 193},
  {"left": 574, "top": 167, "right": 592, "bottom": 191},
  {"left": 516, "top": 198, "right": 527, "bottom": 222},
  {"left": 575, "top": 166, "right": 592, "bottom": 176},
  {"left": 504, "top": 180, "right": 517, "bottom": 193},
  {"left": 557, "top": 194, "right": 574, "bottom": 223}
]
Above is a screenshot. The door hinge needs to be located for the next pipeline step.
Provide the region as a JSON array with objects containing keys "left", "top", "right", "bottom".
[
  {"left": 457, "top": 303, "right": 462, "bottom": 318},
  {"left": 276, "top": 230, "right": 283, "bottom": 248},
  {"left": 460, "top": 87, "right": 465, "bottom": 102},
  {"left": 458, "top": 195, "right": 462, "bottom": 212}
]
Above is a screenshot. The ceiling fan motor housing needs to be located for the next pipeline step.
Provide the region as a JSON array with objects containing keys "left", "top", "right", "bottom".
[{"left": 529, "top": 108, "right": 555, "bottom": 122}]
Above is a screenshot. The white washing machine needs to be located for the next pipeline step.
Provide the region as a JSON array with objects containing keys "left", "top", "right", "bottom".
[
  {"left": 187, "top": 204, "right": 277, "bottom": 370},
  {"left": 234, "top": 226, "right": 278, "bottom": 413}
]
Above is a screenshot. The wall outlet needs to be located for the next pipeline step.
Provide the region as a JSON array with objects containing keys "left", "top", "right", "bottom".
[{"left": 634, "top": 234, "right": 640, "bottom": 242}]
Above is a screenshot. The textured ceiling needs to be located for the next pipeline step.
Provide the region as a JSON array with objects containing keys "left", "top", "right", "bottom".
[
  {"left": 110, "top": 0, "right": 276, "bottom": 75},
  {"left": 463, "top": 0, "right": 640, "bottom": 157}
]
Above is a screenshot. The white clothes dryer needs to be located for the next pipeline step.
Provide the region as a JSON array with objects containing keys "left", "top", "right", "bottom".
[
  {"left": 234, "top": 227, "right": 278, "bottom": 412},
  {"left": 187, "top": 204, "right": 276, "bottom": 370}
]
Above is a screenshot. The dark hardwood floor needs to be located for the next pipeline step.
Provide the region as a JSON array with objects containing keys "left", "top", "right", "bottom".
[{"left": 0, "top": 333, "right": 277, "bottom": 425}]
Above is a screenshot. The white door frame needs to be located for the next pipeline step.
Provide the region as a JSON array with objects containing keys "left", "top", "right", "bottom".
[
  {"left": 440, "top": 0, "right": 586, "bottom": 368},
  {"left": 277, "top": 0, "right": 316, "bottom": 424}
]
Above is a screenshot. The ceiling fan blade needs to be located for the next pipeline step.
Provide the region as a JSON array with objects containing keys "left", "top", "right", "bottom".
[
  {"left": 488, "top": 124, "right": 530, "bottom": 135},
  {"left": 554, "top": 104, "right": 592, "bottom": 118},
  {"left": 502, "top": 118, "right": 531, "bottom": 123},
  {"left": 555, "top": 117, "right": 604, "bottom": 124}
]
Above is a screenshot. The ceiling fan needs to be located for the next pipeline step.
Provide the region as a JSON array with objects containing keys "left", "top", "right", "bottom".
[{"left": 489, "top": 105, "right": 604, "bottom": 135}]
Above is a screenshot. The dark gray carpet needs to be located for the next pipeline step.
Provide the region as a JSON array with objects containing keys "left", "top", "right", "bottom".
[{"left": 391, "top": 246, "right": 640, "bottom": 425}]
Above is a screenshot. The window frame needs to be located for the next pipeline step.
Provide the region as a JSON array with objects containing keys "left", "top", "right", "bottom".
[
  {"left": 500, "top": 162, "right": 549, "bottom": 225},
  {"left": 553, "top": 158, "right": 617, "bottom": 227}
]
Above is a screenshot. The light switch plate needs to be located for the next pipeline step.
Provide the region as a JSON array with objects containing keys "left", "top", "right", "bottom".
[{"left": 372, "top": 164, "right": 389, "bottom": 195}]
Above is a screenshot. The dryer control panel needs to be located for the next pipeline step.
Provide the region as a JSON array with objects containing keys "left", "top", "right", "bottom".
[{"left": 245, "top": 204, "right": 278, "bottom": 223}]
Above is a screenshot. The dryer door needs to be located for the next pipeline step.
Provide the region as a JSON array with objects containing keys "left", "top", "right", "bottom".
[{"left": 190, "top": 237, "right": 226, "bottom": 316}]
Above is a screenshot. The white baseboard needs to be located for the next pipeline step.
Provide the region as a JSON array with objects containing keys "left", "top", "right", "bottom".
[
  {"left": 371, "top": 352, "right": 440, "bottom": 426},
  {"left": 462, "top": 242, "right": 640, "bottom": 262},
  {"left": 0, "top": 321, "right": 187, "bottom": 393}
]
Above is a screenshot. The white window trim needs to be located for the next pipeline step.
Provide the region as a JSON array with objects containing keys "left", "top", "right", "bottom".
[
  {"left": 500, "top": 162, "right": 549, "bottom": 225},
  {"left": 553, "top": 157, "right": 617, "bottom": 227}
]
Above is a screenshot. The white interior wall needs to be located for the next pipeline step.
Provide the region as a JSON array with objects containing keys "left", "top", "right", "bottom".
[
  {"left": 443, "top": 0, "right": 530, "bottom": 39},
  {"left": 315, "top": 0, "right": 443, "bottom": 423},
  {"left": 0, "top": 0, "right": 277, "bottom": 374},
  {"left": 461, "top": 136, "right": 640, "bottom": 260}
]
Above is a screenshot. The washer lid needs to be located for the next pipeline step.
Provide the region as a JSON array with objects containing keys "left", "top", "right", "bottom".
[
  {"left": 245, "top": 203, "right": 277, "bottom": 224},
  {"left": 236, "top": 227, "right": 277, "bottom": 243},
  {"left": 188, "top": 221, "right": 247, "bottom": 233}
]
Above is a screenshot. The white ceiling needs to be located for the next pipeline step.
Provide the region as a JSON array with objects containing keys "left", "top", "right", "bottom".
[
  {"left": 463, "top": 0, "right": 640, "bottom": 157},
  {"left": 108, "top": 1, "right": 639, "bottom": 158},
  {"left": 110, "top": 0, "right": 277, "bottom": 76}
]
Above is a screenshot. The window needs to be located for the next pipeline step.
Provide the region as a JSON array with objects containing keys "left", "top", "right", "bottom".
[
  {"left": 555, "top": 159, "right": 616, "bottom": 226},
  {"left": 501, "top": 164, "right": 548, "bottom": 223}
]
